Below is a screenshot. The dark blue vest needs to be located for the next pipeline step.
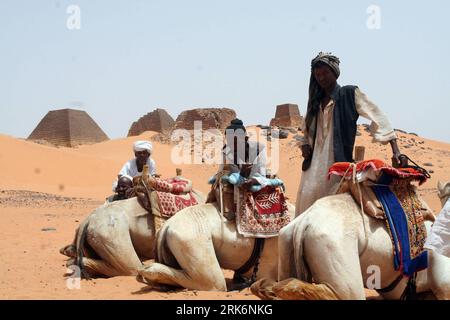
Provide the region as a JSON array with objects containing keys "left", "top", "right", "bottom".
[{"left": 319, "top": 84, "right": 359, "bottom": 162}]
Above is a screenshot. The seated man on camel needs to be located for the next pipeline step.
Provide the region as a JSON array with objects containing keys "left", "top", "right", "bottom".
[
  {"left": 105, "top": 175, "right": 134, "bottom": 203},
  {"left": 220, "top": 118, "right": 267, "bottom": 185},
  {"left": 111, "top": 140, "right": 157, "bottom": 195},
  {"left": 208, "top": 119, "right": 268, "bottom": 214},
  {"left": 210, "top": 119, "right": 291, "bottom": 289}
]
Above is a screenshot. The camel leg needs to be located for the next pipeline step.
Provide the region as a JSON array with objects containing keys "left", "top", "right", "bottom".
[
  {"left": 60, "top": 244, "right": 77, "bottom": 258},
  {"left": 139, "top": 233, "right": 226, "bottom": 291},
  {"left": 65, "top": 257, "right": 122, "bottom": 278},
  {"left": 81, "top": 257, "right": 123, "bottom": 277},
  {"left": 428, "top": 250, "right": 450, "bottom": 300},
  {"left": 277, "top": 222, "right": 297, "bottom": 280},
  {"left": 273, "top": 278, "right": 339, "bottom": 300},
  {"left": 87, "top": 212, "right": 143, "bottom": 276},
  {"left": 138, "top": 262, "right": 197, "bottom": 288},
  {"left": 60, "top": 226, "right": 80, "bottom": 258},
  {"left": 301, "top": 227, "right": 366, "bottom": 300},
  {"left": 250, "top": 278, "right": 281, "bottom": 300}
]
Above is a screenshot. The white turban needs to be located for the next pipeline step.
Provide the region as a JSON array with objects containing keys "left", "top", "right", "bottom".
[
  {"left": 119, "top": 174, "right": 133, "bottom": 182},
  {"left": 133, "top": 140, "right": 152, "bottom": 153}
]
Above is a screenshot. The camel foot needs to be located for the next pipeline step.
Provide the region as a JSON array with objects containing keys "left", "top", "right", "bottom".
[
  {"left": 250, "top": 278, "right": 280, "bottom": 300},
  {"left": 272, "top": 278, "right": 339, "bottom": 300},
  {"left": 136, "top": 274, "right": 177, "bottom": 292}
]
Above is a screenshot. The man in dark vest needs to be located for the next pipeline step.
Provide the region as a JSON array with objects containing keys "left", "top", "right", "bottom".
[{"left": 295, "top": 52, "right": 403, "bottom": 215}]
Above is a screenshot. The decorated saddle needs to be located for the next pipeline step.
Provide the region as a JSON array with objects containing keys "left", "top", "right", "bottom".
[
  {"left": 148, "top": 177, "right": 199, "bottom": 219},
  {"left": 328, "top": 159, "right": 431, "bottom": 276},
  {"left": 208, "top": 171, "right": 290, "bottom": 238},
  {"left": 133, "top": 167, "right": 200, "bottom": 232}
]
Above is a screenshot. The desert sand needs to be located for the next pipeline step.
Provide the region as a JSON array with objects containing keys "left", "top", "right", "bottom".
[{"left": 0, "top": 126, "right": 449, "bottom": 299}]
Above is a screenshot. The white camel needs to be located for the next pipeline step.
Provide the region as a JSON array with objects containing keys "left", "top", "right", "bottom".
[
  {"left": 61, "top": 191, "right": 205, "bottom": 278},
  {"left": 251, "top": 182, "right": 450, "bottom": 300},
  {"left": 137, "top": 197, "right": 296, "bottom": 291},
  {"left": 437, "top": 181, "right": 450, "bottom": 206}
]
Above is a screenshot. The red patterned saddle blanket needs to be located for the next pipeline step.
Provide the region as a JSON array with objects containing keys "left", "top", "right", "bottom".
[
  {"left": 151, "top": 190, "right": 198, "bottom": 219},
  {"left": 151, "top": 177, "right": 193, "bottom": 194},
  {"left": 133, "top": 174, "right": 199, "bottom": 219},
  {"left": 328, "top": 159, "right": 428, "bottom": 185},
  {"left": 236, "top": 186, "right": 291, "bottom": 238}
]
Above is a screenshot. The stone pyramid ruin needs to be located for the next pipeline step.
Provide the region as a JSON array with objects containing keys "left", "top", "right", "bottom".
[
  {"left": 270, "top": 103, "right": 303, "bottom": 128},
  {"left": 127, "top": 108, "right": 175, "bottom": 136},
  {"left": 174, "top": 108, "right": 236, "bottom": 130},
  {"left": 27, "top": 108, "right": 109, "bottom": 147}
]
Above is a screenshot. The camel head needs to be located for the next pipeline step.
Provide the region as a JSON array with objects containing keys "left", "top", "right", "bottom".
[{"left": 437, "top": 181, "right": 450, "bottom": 208}]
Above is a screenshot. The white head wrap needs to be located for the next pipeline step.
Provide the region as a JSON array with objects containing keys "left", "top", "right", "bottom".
[
  {"left": 133, "top": 140, "right": 152, "bottom": 153},
  {"left": 119, "top": 174, "right": 133, "bottom": 182}
]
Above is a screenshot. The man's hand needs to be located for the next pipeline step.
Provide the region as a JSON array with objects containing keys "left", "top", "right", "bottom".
[
  {"left": 241, "top": 178, "right": 258, "bottom": 190},
  {"left": 240, "top": 164, "right": 253, "bottom": 178},
  {"left": 301, "top": 144, "right": 312, "bottom": 159},
  {"left": 390, "top": 139, "right": 407, "bottom": 167}
]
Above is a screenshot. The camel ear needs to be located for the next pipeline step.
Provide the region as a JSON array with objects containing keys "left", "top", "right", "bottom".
[{"left": 437, "top": 181, "right": 444, "bottom": 194}]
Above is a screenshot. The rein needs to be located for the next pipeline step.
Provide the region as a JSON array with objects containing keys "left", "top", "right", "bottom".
[
  {"left": 398, "top": 154, "right": 431, "bottom": 179},
  {"left": 234, "top": 238, "right": 266, "bottom": 286}
]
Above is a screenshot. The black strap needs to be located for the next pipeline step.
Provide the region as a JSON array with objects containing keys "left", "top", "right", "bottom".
[
  {"left": 235, "top": 238, "right": 265, "bottom": 278},
  {"left": 376, "top": 274, "right": 403, "bottom": 294},
  {"left": 398, "top": 154, "right": 431, "bottom": 178},
  {"left": 400, "top": 272, "right": 418, "bottom": 300}
]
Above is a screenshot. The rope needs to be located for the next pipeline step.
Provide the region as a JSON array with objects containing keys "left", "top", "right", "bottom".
[
  {"left": 219, "top": 179, "right": 224, "bottom": 217},
  {"left": 336, "top": 163, "right": 369, "bottom": 257}
]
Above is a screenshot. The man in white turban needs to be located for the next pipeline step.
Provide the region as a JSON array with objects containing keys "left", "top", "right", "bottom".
[{"left": 112, "top": 140, "right": 157, "bottom": 192}]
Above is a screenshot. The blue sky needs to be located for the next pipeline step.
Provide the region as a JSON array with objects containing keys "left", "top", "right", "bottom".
[{"left": 1, "top": 0, "right": 449, "bottom": 141}]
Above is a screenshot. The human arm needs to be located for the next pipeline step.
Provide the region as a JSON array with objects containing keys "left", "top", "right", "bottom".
[{"left": 354, "top": 88, "right": 404, "bottom": 165}]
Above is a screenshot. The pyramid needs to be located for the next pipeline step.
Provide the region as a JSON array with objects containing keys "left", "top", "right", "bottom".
[
  {"left": 127, "top": 108, "right": 175, "bottom": 136},
  {"left": 270, "top": 104, "right": 303, "bottom": 128},
  {"left": 174, "top": 108, "right": 236, "bottom": 130},
  {"left": 28, "top": 108, "right": 109, "bottom": 147}
]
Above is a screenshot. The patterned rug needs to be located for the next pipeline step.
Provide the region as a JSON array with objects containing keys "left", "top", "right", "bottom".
[
  {"left": 236, "top": 186, "right": 291, "bottom": 238},
  {"left": 328, "top": 159, "right": 428, "bottom": 185},
  {"left": 373, "top": 174, "right": 428, "bottom": 276},
  {"left": 152, "top": 177, "right": 193, "bottom": 194},
  {"left": 152, "top": 191, "right": 198, "bottom": 219}
]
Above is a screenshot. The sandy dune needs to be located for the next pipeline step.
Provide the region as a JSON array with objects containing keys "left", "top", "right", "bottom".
[{"left": 0, "top": 127, "right": 449, "bottom": 299}]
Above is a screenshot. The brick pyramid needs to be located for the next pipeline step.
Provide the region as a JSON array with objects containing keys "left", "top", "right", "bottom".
[
  {"left": 174, "top": 108, "right": 236, "bottom": 130},
  {"left": 270, "top": 103, "right": 303, "bottom": 128},
  {"left": 28, "top": 108, "right": 109, "bottom": 147},
  {"left": 127, "top": 108, "right": 175, "bottom": 136}
]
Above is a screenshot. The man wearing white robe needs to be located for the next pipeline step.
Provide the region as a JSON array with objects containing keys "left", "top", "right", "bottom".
[
  {"left": 295, "top": 52, "right": 402, "bottom": 216},
  {"left": 424, "top": 188, "right": 450, "bottom": 258},
  {"left": 219, "top": 119, "right": 267, "bottom": 180},
  {"left": 112, "top": 140, "right": 157, "bottom": 192}
]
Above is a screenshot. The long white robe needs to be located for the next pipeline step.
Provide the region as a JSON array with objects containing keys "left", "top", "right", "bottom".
[
  {"left": 424, "top": 199, "right": 450, "bottom": 257},
  {"left": 111, "top": 158, "right": 157, "bottom": 192},
  {"left": 295, "top": 88, "right": 397, "bottom": 215}
]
